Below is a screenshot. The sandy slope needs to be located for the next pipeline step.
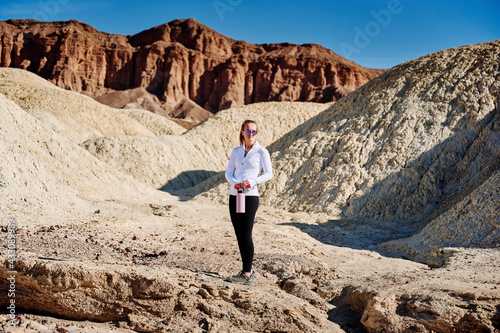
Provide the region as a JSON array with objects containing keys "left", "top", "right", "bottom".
[
  {"left": 0, "top": 91, "right": 175, "bottom": 218},
  {"left": 81, "top": 101, "right": 330, "bottom": 191},
  {"left": 0, "top": 68, "right": 184, "bottom": 143}
]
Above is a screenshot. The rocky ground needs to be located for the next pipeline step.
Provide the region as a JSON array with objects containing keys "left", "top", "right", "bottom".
[{"left": 1, "top": 195, "right": 499, "bottom": 332}]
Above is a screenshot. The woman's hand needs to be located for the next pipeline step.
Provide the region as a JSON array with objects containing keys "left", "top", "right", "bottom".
[
  {"left": 234, "top": 181, "right": 251, "bottom": 189},
  {"left": 241, "top": 180, "right": 251, "bottom": 189}
]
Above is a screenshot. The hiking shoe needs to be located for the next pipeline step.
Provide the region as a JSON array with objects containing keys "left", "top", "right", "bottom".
[{"left": 226, "top": 271, "right": 255, "bottom": 285}]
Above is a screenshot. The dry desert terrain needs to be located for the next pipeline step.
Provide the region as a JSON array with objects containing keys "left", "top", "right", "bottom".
[{"left": 0, "top": 39, "right": 499, "bottom": 333}]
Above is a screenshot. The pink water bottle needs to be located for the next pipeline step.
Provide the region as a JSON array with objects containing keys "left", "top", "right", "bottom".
[{"left": 236, "top": 189, "right": 245, "bottom": 213}]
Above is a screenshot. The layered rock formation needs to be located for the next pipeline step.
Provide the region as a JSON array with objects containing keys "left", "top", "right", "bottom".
[{"left": 0, "top": 18, "right": 384, "bottom": 126}]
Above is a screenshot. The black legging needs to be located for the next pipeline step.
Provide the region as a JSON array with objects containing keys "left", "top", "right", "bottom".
[{"left": 229, "top": 195, "right": 259, "bottom": 273}]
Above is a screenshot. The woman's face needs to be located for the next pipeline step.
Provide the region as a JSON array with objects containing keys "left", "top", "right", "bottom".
[{"left": 242, "top": 123, "right": 258, "bottom": 146}]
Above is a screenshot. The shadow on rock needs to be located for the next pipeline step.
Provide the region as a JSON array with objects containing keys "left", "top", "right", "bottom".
[
  {"left": 282, "top": 218, "right": 422, "bottom": 256},
  {"left": 159, "top": 170, "right": 218, "bottom": 200}
]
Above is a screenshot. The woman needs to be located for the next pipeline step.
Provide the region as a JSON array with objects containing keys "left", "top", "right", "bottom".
[{"left": 225, "top": 120, "right": 273, "bottom": 285}]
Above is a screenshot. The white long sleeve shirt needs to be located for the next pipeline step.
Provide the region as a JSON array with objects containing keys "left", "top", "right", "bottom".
[{"left": 225, "top": 141, "right": 273, "bottom": 196}]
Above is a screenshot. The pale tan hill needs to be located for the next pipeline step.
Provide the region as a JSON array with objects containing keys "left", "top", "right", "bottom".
[
  {"left": 81, "top": 134, "right": 222, "bottom": 191},
  {"left": 0, "top": 92, "right": 168, "bottom": 217},
  {"left": 82, "top": 101, "right": 330, "bottom": 192},
  {"left": 120, "top": 108, "right": 186, "bottom": 135},
  {"left": 379, "top": 90, "right": 500, "bottom": 264},
  {"left": 183, "top": 101, "right": 332, "bottom": 159},
  {"left": 256, "top": 40, "right": 500, "bottom": 222},
  {"left": 0, "top": 68, "right": 183, "bottom": 142},
  {"left": 383, "top": 169, "right": 500, "bottom": 266}
]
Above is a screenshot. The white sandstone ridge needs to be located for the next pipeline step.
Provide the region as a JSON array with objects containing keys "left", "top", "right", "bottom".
[
  {"left": 81, "top": 101, "right": 330, "bottom": 191},
  {"left": 0, "top": 68, "right": 186, "bottom": 143},
  {"left": 0, "top": 92, "right": 170, "bottom": 217},
  {"left": 253, "top": 40, "right": 500, "bottom": 223},
  {"left": 383, "top": 169, "right": 500, "bottom": 266}
]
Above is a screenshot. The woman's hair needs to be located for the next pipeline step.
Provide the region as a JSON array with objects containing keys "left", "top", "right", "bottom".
[{"left": 239, "top": 120, "right": 258, "bottom": 145}]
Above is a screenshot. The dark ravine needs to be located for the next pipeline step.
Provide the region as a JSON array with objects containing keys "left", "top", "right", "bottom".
[{"left": 0, "top": 18, "right": 384, "bottom": 123}]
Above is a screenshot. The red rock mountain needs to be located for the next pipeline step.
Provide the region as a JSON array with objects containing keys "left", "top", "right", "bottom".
[{"left": 0, "top": 18, "right": 385, "bottom": 124}]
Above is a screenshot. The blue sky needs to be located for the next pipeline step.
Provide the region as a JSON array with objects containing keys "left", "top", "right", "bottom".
[{"left": 1, "top": 0, "right": 499, "bottom": 69}]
